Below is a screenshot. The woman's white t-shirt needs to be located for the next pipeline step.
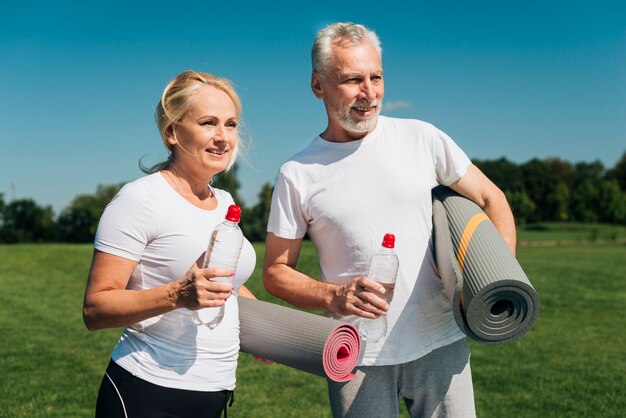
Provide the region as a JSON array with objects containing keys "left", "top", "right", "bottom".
[{"left": 95, "top": 172, "right": 255, "bottom": 391}]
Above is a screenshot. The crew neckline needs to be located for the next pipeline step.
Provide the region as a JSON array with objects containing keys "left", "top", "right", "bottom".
[
  {"left": 317, "top": 115, "right": 385, "bottom": 146},
  {"left": 156, "top": 172, "right": 220, "bottom": 214}
]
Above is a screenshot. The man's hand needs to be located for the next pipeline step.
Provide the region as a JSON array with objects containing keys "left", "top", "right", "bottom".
[{"left": 330, "top": 276, "right": 389, "bottom": 319}]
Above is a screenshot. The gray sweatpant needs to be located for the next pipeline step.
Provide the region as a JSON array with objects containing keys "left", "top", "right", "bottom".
[{"left": 327, "top": 338, "right": 476, "bottom": 418}]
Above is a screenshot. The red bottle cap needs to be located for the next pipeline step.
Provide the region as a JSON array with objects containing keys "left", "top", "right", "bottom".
[
  {"left": 225, "top": 204, "right": 241, "bottom": 222},
  {"left": 381, "top": 233, "right": 395, "bottom": 248}
]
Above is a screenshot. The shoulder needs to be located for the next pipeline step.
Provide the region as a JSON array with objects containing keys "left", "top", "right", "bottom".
[
  {"left": 95, "top": 174, "right": 165, "bottom": 255},
  {"left": 275, "top": 138, "right": 321, "bottom": 177},
  {"left": 110, "top": 173, "right": 163, "bottom": 207},
  {"left": 119, "top": 172, "right": 163, "bottom": 194},
  {"left": 377, "top": 116, "right": 447, "bottom": 153},
  {"left": 102, "top": 173, "right": 176, "bottom": 224},
  {"left": 278, "top": 158, "right": 301, "bottom": 177},
  {"left": 379, "top": 115, "right": 438, "bottom": 135}
]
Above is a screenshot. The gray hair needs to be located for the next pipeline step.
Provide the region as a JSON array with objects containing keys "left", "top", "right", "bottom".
[{"left": 311, "top": 22, "right": 382, "bottom": 79}]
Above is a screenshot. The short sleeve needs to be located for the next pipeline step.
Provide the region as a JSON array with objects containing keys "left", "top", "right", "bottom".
[
  {"left": 432, "top": 126, "right": 471, "bottom": 186},
  {"left": 94, "top": 182, "right": 158, "bottom": 261},
  {"left": 266, "top": 166, "right": 309, "bottom": 239}
]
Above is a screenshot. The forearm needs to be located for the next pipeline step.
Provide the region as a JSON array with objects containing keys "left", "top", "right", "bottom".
[
  {"left": 263, "top": 263, "right": 336, "bottom": 312},
  {"left": 482, "top": 189, "right": 517, "bottom": 255},
  {"left": 84, "top": 249, "right": 236, "bottom": 331},
  {"left": 450, "top": 164, "right": 517, "bottom": 255},
  {"left": 83, "top": 282, "right": 180, "bottom": 331}
]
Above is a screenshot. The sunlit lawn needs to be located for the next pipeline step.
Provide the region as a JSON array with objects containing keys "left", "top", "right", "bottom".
[{"left": 0, "top": 229, "right": 624, "bottom": 417}]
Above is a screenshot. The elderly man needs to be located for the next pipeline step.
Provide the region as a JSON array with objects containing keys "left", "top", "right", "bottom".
[{"left": 263, "top": 22, "right": 516, "bottom": 418}]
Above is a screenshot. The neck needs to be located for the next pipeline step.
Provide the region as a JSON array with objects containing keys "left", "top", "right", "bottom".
[
  {"left": 168, "top": 164, "right": 213, "bottom": 199},
  {"left": 320, "top": 129, "right": 368, "bottom": 143},
  {"left": 320, "top": 118, "right": 377, "bottom": 143}
]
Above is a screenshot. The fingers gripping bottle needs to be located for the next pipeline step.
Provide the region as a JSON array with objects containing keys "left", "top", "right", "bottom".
[
  {"left": 192, "top": 204, "right": 244, "bottom": 329},
  {"left": 359, "top": 233, "right": 399, "bottom": 343}
]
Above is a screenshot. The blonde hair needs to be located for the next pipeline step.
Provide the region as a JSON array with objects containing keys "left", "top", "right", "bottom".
[{"left": 142, "top": 70, "right": 244, "bottom": 173}]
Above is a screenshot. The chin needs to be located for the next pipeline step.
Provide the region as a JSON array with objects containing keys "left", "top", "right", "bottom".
[
  {"left": 342, "top": 117, "right": 378, "bottom": 134},
  {"left": 204, "top": 160, "right": 228, "bottom": 173}
]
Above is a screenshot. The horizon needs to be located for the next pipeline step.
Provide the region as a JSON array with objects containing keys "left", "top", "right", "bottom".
[{"left": 1, "top": 146, "right": 622, "bottom": 215}]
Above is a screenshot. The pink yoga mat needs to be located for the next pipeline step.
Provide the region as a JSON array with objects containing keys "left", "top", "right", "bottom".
[{"left": 238, "top": 297, "right": 360, "bottom": 382}]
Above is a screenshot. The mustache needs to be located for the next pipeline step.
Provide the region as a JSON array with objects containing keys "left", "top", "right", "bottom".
[{"left": 354, "top": 100, "right": 379, "bottom": 108}]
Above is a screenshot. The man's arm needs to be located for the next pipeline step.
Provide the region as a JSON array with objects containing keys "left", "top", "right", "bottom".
[
  {"left": 263, "top": 233, "right": 388, "bottom": 318},
  {"left": 449, "top": 164, "right": 517, "bottom": 255}
]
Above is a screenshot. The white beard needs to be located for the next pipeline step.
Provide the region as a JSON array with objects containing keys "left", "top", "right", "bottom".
[{"left": 333, "top": 99, "right": 383, "bottom": 134}]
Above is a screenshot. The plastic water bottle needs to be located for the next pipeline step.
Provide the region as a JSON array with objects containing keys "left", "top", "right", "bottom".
[
  {"left": 359, "top": 233, "right": 399, "bottom": 343},
  {"left": 192, "top": 204, "right": 243, "bottom": 329}
]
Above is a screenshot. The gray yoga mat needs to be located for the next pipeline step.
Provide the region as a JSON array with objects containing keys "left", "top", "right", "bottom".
[
  {"left": 432, "top": 186, "right": 540, "bottom": 344},
  {"left": 238, "top": 297, "right": 360, "bottom": 381}
]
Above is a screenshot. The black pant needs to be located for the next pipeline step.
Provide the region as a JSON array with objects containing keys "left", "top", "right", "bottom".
[{"left": 96, "top": 360, "right": 234, "bottom": 418}]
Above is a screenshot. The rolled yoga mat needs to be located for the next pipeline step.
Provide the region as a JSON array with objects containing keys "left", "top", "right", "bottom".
[
  {"left": 238, "top": 297, "right": 361, "bottom": 381},
  {"left": 432, "top": 186, "right": 540, "bottom": 344}
]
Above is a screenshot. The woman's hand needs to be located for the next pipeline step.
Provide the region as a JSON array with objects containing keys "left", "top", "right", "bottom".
[{"left": 173, "top": 264, "right": 236, "bottom": 310}]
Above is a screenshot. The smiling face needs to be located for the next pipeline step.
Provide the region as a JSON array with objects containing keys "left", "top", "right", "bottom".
[
  {"left": 165, "top": 84, "right": 238, "bottom": 178},
  {"left": 312, "top": 38, "right": 384, "bottom": 142}
]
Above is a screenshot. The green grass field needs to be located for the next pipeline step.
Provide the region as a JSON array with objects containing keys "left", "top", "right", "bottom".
[
  {"left": 517, "top": 222, "right": 626, "bottom": 244},
  {"left": 1, "top": 225, "right": 625, "bottom": 417}
]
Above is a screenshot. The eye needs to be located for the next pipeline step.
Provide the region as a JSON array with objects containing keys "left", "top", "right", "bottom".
[
  {"left": 226, "top": 120, "right": 238, "bottom": 128},
  {"left": 201, "top": 119, "right": 217, "bottom": 126},
  {"left": 344, "top": 77, "right": 362, "bottom": 85}
]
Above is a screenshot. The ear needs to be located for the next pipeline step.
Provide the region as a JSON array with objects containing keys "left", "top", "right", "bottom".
[
  {"left": 311, "top": 71, "right": 324, "bottom": 99},
  {"left": 164, "top": 124, "right": 177, "bottom": 146}
]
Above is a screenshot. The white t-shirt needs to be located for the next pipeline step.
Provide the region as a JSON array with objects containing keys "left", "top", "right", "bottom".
[
  {"left": 268, "top": 116, "right": 471, "bottom": 366},
  {"left": 94, "top": 172, "right": 256, "bottom": 391}
]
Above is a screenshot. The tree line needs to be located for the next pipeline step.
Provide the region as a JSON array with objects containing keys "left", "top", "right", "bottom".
[
  {"left": 0, "top": 165, "right": 273, "bottom": 244},
  {"left": 1, "top": 153, "right": 625, "bottom": 244}
]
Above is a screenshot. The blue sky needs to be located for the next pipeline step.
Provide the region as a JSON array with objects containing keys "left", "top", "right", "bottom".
[{"left": 1, "top": 0, "right": 624, "bottom": 214}]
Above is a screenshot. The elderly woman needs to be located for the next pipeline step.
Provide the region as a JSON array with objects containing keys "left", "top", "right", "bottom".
[{"left": 83, "top": 70, "right": 256, "bottom": 418}]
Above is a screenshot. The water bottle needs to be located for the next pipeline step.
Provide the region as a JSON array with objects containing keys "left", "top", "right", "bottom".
[
  {"left": 359, "top": 233, "right": 399, "bottom": 343},
  {"left": 192, "top": 204, "right": 243, "bottom": 329}
]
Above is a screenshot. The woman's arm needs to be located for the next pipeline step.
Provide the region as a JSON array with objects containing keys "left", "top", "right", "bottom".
[{"left": 83, "top": 250, "right": 236, "bottom": 330}]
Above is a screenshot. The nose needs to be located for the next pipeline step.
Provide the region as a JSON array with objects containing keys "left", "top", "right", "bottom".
[
  {"left": 360, "top": 78, "right": 376, "bottom": 101},
  {"left": 214, "top": 124, "right": 225, "bottom": 142}
]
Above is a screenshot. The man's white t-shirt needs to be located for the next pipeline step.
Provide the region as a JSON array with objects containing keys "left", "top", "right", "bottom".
[
  {"left": 95, "top": 172, "right": 256, "bottom": 391},
  {"left": 268, "top": 116, "right": 471, "bottom": 366}
]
